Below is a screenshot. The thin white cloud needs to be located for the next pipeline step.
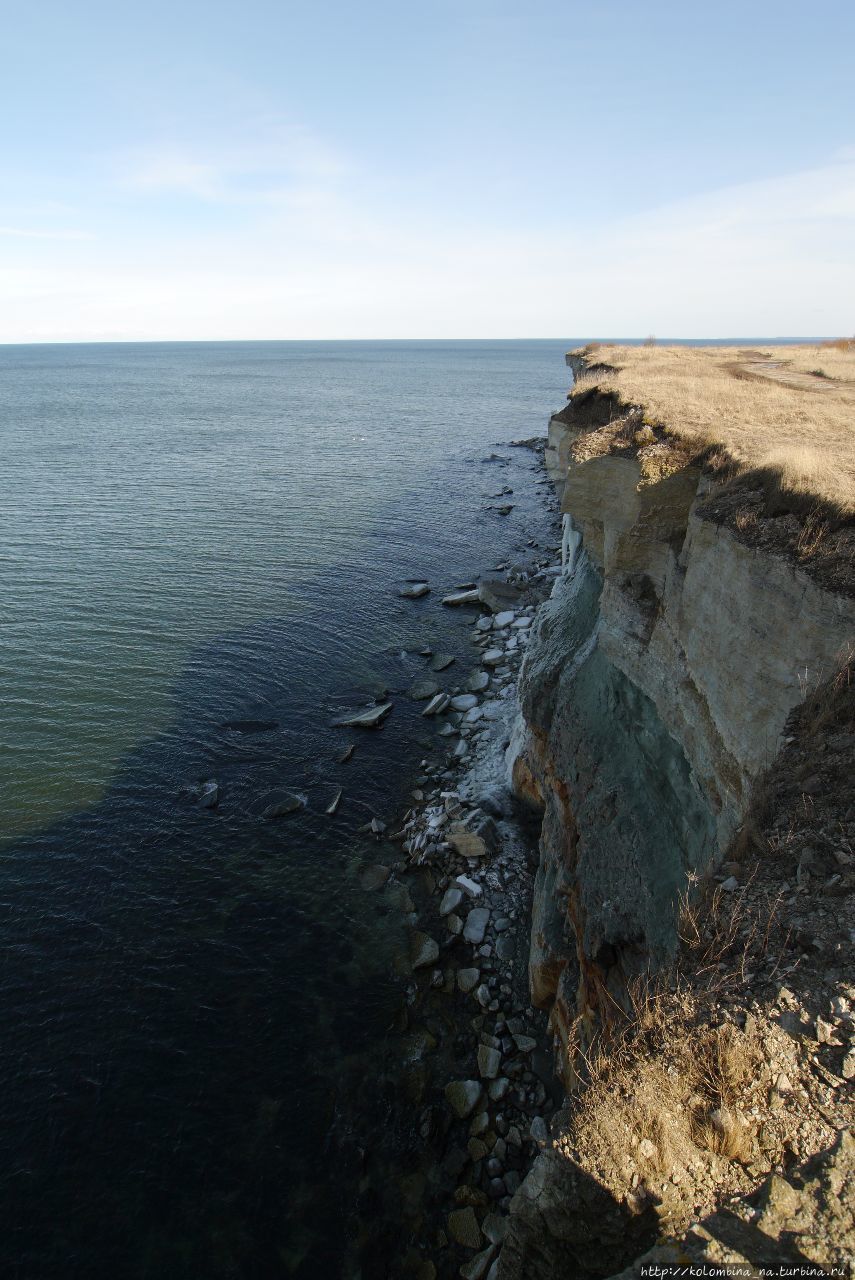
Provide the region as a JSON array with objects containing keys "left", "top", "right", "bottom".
[
  {"left": 1, "top": 152, "right": 853, "bottom": 340},
  {"left": 118, "top": 124, "right": 349, "bottom": 204},
  {"left": 0, "top": 225, "right": 94, "bottom": 240}
]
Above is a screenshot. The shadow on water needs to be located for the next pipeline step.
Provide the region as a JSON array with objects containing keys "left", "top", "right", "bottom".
[
  {"left": 0, "top": 572, "right": 457, "bottom": 1280},
  {"left": 0, "top": 417, "right": 562, "bottom": 1280}
]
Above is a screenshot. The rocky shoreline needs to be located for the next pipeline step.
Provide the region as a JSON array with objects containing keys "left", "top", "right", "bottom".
[{"left": 356, "top": 437, "right": 566, "bottom": 1280}]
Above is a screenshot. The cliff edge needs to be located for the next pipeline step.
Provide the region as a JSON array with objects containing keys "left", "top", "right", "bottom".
[{"left": 498, "top": 345, "right": 855, "bottom": 1279}]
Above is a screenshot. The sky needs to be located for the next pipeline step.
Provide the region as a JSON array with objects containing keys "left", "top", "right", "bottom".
[{"left": 1, "top": 0, "right": 853, "bottom": 341}]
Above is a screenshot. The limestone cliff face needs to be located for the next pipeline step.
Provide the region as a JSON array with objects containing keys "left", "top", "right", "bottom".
[{"left": 512, "top": 393, "right": 855, "bottom": 1082}]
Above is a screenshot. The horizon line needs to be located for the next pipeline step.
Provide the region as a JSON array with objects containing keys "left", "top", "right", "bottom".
[{"left": 0, "top": 334, "right": 841, "bottom": 349}]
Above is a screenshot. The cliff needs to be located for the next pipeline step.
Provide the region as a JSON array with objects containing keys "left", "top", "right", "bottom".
[{"left": 497, "top": 348, "right": 855, "bottom": 1279}]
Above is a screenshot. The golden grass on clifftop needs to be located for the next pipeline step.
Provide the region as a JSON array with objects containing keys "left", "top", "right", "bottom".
[{"left": 570, "top": 344, "right": 855, "bottom": 515}]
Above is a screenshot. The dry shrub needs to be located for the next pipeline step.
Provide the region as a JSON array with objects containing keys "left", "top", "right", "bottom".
[
  {"left": 734, "top": 509, "right": 759, "bottom": 536},
  {"left": 677, "top": 873, "right": 788, "bottom": 995},
  {"left": 799, "top": 644, "right": 855, "bottom": 736},
  {"left": 692, "top": 1023, "right": 755, "bottom": 1107},
  {"left": 796, "top": 509, "right": 832, "bottom": 559},
  {"left": 692, "top": 1108, "right": 750, "bottom": 1160}
]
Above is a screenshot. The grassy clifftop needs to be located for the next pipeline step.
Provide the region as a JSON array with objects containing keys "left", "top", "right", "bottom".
[{"left": 568, "top": 342, "right": 855, "bottom": 517}]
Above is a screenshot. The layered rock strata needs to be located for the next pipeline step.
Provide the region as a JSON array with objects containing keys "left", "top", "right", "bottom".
[{"left": 512, "top": 381, "right": 855, "bottom": 1080}]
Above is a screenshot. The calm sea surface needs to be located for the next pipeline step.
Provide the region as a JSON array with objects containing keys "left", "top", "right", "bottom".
[{"left": 0, "top": 340, "right": 568, "bottom": 1279}]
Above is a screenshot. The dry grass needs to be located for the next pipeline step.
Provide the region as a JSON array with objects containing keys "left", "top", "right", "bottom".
[
  {"left": 798, "top": 643, "right": 855, "bottom": 736},
  {"left": 561, "top": 979, "right": 759, "bottom": 1201},
  {"left": 569, "top": 344, "right": 855, "bottom": 516}
]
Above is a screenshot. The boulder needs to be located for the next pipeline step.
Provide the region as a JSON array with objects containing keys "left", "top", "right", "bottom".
[
  {"left": 410, "top": 932, "right": 440, "bottom": 970},
  {"left": 448, "top": 825, "right": 488, "bottom": 859},
  {"left": 464, "top": 908, "right": 491, "bottom": 944},
  {"left": 410, "top": 679, "right": 440, "bottom": 701},
  {"left": 360, "top": 864, "right": 391, "bottom": 891},
  {"left": 457, "top": 967, "right": 481, "bottom": 993},
  {"left": 478, "top": 1044, "right": 501, "bottom": 1079},
  {"left": 198, "top": 780, "right": 219, "bottom": 809},
  {"left": 456, "top": 874, "right": 483, "bottom": 897},
  {"left": 400, "top": 582, "right": 429, "bottom": 598},
  {"left": 260, "top": 790, "right": 305, "bottom": 819},
  {"left": 334, "top": 702, "right": 393, "bottom": 728},
  {"left": 448, "top": 1206, "right": 482, "bottom": 1249},
  {"left": 445, "top": 1079, "right": 483, "bottom": 1119},
  {"left": 325, "top": 787, "right": 342, "bottom": 815},
  {"left": 451, "top": 694, "right": 479, "bottom": 712},
  {"left": 443, "top": 589, "right": 481, "bottom": 606},
  {"left": 423, "top": 692, "right": 451, "bottom": 716},
  {"left": 478, "top": 579, "right": 523, "bottom": 613},
  {"left": 440, "top": 886, "right": 465, "bottom": 916}
]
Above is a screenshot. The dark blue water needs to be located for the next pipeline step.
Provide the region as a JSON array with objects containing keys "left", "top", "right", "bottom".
[{"left": 0, "top": 340, "right": 568, "bottom": 1279}]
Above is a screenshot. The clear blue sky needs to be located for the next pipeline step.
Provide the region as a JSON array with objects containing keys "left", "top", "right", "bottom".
[{"left": 2, "top": 0, "right": 853, "bottom": 340}]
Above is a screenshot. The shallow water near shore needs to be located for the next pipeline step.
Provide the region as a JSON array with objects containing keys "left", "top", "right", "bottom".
[{"left": 0, "top": 340, "right": 566, "bottom": 1278}]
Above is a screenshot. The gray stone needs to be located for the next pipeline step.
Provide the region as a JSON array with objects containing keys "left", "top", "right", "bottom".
[
  {"left": 448, "top": 826, "right": 488, "bottom": 859},
  {"left": 483, "top": 649, "right": 504, "bottom": 667},
  {"left": 260, "top": 790, "right": 305, "bottom": 819},
  {"left": 198, "top": 780, "right": 219, "bottom": 809},
  {"left": 457, "top": 967, "right": 480, "bottom": 993},
  {"left": 456, "top": 874, "right": 483, "bottom": 897},
  {"left": 451, "top": 693, "right": 479, "bottom": 712},
  {"left": 530, "top": 1116, "right": 548, "bottom": 1143},
  {"left": 410, "top": 679, "right": 439, "bottom": 701},
  {"left": 464, "top": 907, "right": 491, "bottom": 944},
  {"left": 334, "top": 702, "right": 392, "bottom": 728},
  {"left": 443, "top": 589, "right": 481, "bottom": 606},
  {"left": 430, "top": 653, "right": 455, "bottom": 672},
  {"left": 478, "top": 1044, "right": 502, "bottom": 1079},
  {"left": 482, "top": 1213, "right": 507, "bottom": 1245},
  {"left": 460, "top": 1244, "right": 497, "bottom": 1279},
  {"left": 400, "top": 582, "right": 429, "bottom": 598},
  {"left": 440, "top": 886, "right": 464, "bottom": 916},
  {"left": 488, "top": 1077, "right": 510, "bottom": 1101},
  {"left": 445, "top": 1079, "right": 483, "bottom": 1119},
  {"left": 448, "top": 1206, "right": 482, "bottom": 1249},
  {"left": 422, "top": 692, "right": 451, "bottom": 716},
  {"left": 469, "top": 1110, "right": 489, "bottom": 1136},
  {"left": 478, "top": 579, "right": 523, "bottom": 612},
  {"left": 493, "top": 610, "right": 515, "bottom": 629},
  {"left": 360, "top": 864, "right": 391, "bottom": 891},
  {"left": 495, "top": 935, "right": 514, "bottom": 960},
  {"left": 410, "top": 932, "right": 439, "bottom": 970}
]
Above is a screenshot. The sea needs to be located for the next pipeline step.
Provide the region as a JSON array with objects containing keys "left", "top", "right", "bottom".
[{"left": 0, "top": 340, "right": 571, "bottom": 1279}]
